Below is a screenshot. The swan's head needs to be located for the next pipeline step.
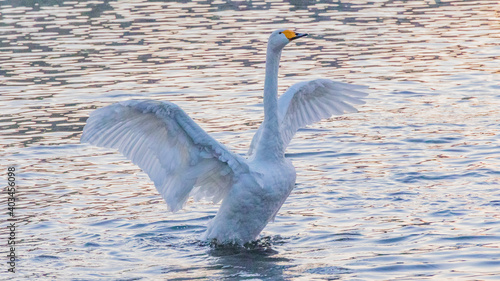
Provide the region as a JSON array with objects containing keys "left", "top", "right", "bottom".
[{"left": 268, "top": 29, "right": 308, "bottom": 51}]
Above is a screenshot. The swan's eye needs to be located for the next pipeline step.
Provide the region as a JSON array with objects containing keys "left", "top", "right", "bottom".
[{"left": 279, "top": 32, "right": 282, "bottom": 34}]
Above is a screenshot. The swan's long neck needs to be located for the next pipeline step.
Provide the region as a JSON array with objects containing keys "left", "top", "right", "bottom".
[{"left": 255, "top": 45, "right": 284, "bottom": 161}]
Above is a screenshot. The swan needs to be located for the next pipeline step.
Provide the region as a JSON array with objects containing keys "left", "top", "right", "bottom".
[{"left": 81, "top": 29, "right": 367, "bottom": 245}]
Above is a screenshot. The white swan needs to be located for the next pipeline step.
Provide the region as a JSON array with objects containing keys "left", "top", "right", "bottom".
[{"left": 81, "top": 29, "right": 367, "bottom": 245}]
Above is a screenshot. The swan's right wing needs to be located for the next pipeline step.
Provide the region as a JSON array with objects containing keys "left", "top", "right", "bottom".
[
  {"left": 248, "top": 79, "right": 367, "bottom": 156},
  {"left": 81, "top": 100, "right": 249, "bottom": 212}
]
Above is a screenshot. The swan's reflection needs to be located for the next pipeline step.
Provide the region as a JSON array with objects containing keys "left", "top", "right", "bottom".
[{"left": 208, "top": 237, "right": 291, "bottom": 280}]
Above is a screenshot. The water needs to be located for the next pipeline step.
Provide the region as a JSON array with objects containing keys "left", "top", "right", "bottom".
[{"left": 1, "top": 0, "right": 500, "bottom": 279}]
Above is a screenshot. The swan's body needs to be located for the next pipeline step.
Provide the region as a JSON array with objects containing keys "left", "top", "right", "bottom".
[{"left": 81, "top": 29, "right": 367, "bottom": 244}]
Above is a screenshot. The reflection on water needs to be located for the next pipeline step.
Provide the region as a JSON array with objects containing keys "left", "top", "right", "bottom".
[
  {"left": 2, "top": 0, "right": 499, "bottom": 94},
  {"left": 1, "top": 0, "right": 500, "bottom": 280}
]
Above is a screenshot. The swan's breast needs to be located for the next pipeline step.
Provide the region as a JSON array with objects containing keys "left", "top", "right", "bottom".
[{"left": 203, "top": 159, "right": 296, "bottom": 244}]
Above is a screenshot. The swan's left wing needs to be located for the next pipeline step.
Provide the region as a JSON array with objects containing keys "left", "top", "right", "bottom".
[
  {"left": 248, "top": 79, "right": 367, "bottom": 156},
  {"left": 81, "top": 100, "right": 249, "bottom": 212},
  {"left": 278, "top": 79, "right": 367, "bottom": 148}
]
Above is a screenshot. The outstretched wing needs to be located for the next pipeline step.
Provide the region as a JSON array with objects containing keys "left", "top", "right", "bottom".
[
  {"left": 248, "top": 79, "right": 367, "bottom": 156},
  {"left": 81, "top": 100, "right": 249, "bottom": 212}
]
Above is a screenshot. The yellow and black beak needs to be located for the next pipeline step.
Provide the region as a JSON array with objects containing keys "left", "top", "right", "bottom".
[
  {"left": 281, "top": 30, "right": 308, "bottom": 41},
  {"left": 290, "top": 32, "right": 308, "bottom": 41}
]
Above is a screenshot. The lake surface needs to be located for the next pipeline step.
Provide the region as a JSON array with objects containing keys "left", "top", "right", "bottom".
[{"left": 1, "top": 0, "right": 500, "bottom": 279}]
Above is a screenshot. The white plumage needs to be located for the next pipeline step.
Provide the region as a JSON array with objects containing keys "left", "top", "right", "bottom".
[
  {"left": 248, "top": 78, "right": 368, "bottom": 157},
  {"left": 81, "top": 29, "right": 367, "bottom": 244}
]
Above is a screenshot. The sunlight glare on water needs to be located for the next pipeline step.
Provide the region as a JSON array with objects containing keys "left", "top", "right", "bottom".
[{"left": 1, "top": 0, "right": 500, "bottom": 280}]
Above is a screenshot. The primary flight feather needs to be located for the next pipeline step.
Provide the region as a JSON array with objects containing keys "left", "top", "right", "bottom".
[{"left": 81, "top": 29, "right": 367, "bottom": 244}]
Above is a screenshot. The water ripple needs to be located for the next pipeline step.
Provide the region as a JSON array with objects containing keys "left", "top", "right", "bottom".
[{"left": 2, "top": 0, "right": 500, "bottom": 280}]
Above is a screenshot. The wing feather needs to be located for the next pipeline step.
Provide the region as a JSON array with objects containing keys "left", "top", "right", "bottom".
[
  {"left": 82, "top": 99, "right": 248, "bottom": 212},
  {"left": 248, "top": 79, "right": 367, "bottom": 156},
  {"left": 278, "top": 79, "right": 367, "bottom": 148}
]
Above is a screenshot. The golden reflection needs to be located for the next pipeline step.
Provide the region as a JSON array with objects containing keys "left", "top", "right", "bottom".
[{"left": 0, "top": 0, "right": 499, "bottom": 97}]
